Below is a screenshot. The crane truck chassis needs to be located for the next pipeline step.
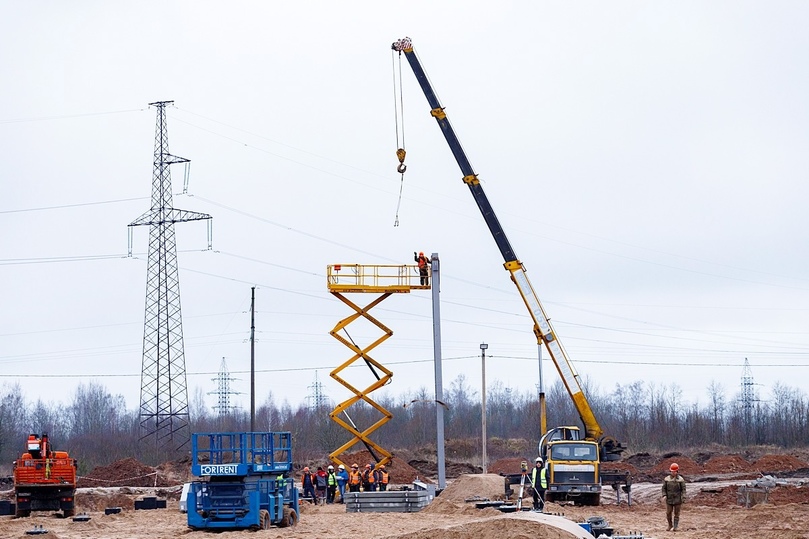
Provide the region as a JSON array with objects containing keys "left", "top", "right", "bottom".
[
  {"left": 391, "top": 37, "right": 629, "bottom": 505},
  {"left": 13, "top": 433, "right": 77, "bottom": 518},
  {"left": 187, "top": 432, "right": 299, "bottom": 531}
]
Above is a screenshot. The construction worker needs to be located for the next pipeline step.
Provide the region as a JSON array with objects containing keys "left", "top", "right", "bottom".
[
  {"left": 326, "top": 465, "right": 338, "bottom": 504},
  {"left": 662, "top": 462, "right": 686, "bottom": 531},
  {"left": 531, "top": 457, "right": 547, "bottom": 511},
  {"left": 362, "top": 463, "right": 377, "bottom": 491},
  {"left": 348, "top": 464, "right": 362, "bottom": 492},
  {"left": 414, "top": 251, "right": 429, "bottom": 285},
  {"left": 377, "top": 464, "right": 390, "bottom": 491},
  {"left": 315, "top": 466, "right": 327, "bottom": 505},
  {"left": 336, "top": 464, "right": 349, "bottom": 503},
  {"left": 300, "top": 466, "right": 317, "bottom": 503}
]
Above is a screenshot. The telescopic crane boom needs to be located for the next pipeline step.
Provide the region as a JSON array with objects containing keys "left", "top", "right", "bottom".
[{"left": 391, "top": 37, "right": 623, "bottom": 460}]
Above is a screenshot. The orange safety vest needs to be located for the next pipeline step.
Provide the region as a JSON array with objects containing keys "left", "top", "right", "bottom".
[
  {"left": 379, "top": 470, "right": 389, "bottom": 484},
  {"left": 348, "top": 470, "right": 362, "bottom": 485},
  {"left": 364, "top": 469, "right": 376, "bottom": 484}
]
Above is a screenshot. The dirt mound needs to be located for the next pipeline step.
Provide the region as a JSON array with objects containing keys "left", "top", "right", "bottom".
[
  {"left": 489, "top": 457, "right": 531, "bottom": 475},
  {"left": 77, "top": 488, "right": 137, "bottom": 511},
  {"left": 692, "top": 483, "right": 809, "bottom": 507},
  {"left": 333, "top": 449, "right": 426, "bottom": 484},
  {"left": 424, "top": 473, "right": 506, "bottom": 515},
  {"left": 702, "top": 454, "right": 752, "bottom": 474},
  {"left": 601, "top": 460, "right": 639, "bottom": 476},
  {"left": 752, "top": 454, "right": 809, "bottom": 473},
  {"left": 156, "top": 456, "right": 192, "bottom": 485},
  {"left": 78, "top": 457, "right": 175, "bottom": 488},
  {"left": 392, "top": 515, "right": 576, "bottom": 539},
  {"left": 624, "top": 452, "right": 659, "bottom": 470},
  {"left": 650, "top": 456, "right": 702, "bottom": 477}
]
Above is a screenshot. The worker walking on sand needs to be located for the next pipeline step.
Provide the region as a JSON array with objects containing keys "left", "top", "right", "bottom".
[{"left": 662, "top": 462, "right": 686, "bottom": 531}]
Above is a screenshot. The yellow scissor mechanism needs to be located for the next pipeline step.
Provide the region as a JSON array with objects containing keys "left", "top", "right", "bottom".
[{"left": 326, "top": 264, "right": 430, "bottom": 467}]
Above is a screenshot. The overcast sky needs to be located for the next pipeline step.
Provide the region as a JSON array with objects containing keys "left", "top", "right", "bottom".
[{"left": 2, "top": 2, "right": 808, "bottom": 418}]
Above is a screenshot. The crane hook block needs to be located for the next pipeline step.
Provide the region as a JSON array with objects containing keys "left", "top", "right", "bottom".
[{"left": 396, "top": 148, "right": 407, "bottom": 173}]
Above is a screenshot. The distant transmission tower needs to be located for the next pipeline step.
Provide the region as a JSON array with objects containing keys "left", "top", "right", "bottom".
[
  {"left": 129, "top": 100, "right": 213, "bottom": 449},
  {"left": 307, "top": 371, "right": 330, "bottom": 411},
  {"left": 740, "top": 357, "right": 757, "bottom": 428},
  {"left": 209, "top": 357, "right": 241, "bottom": 416}
]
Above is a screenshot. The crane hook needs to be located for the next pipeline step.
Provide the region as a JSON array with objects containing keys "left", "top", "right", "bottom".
[{"left": 396, "top": 148, "right": 407, "bottom": 174}]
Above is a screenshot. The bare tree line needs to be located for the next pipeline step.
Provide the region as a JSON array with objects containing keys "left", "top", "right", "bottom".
[{"left": 1, "top": 375, "right": 807, "bottom": 473}]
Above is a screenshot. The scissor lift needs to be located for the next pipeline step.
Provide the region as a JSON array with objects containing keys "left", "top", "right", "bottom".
[{"left": 326, "top": 263, "right": 430, "bottom": 466}]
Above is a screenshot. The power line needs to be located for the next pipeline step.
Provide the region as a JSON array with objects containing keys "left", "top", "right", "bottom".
[{"left": 1, "top": 355, "right": 806, "bottom": 380}]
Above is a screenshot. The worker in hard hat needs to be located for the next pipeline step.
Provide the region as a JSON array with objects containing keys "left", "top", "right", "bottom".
[
  {"left": 362, "top": 463, "right": 378, "bottom": 491},
  {"left": 348, "top": 464, "right": 362, "bottom": 492},
  {"left": 661, "top": 462, "right": 686, "bottom": 531},
  {"left": 414, "top": 251, "right": 429, "bottom": 285},
  {"left": 300, "top": 466, "right": 317, "bottom": 503},
  {"left": 377, "top": 464, "right": 390, "bottom": 491},
  {"left": 530, "top": 457, "right": 548, "bottom": 511},
  {"left": 335, "top": 464, "right": 349, "bottom": 503},
  {"left": 326, "top": 465, "right": 338, "bottom": 504}
]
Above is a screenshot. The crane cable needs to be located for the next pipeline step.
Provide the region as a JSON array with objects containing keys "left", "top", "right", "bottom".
[{"left": 392, "top": 48, "right": 407, "bottom": 227}]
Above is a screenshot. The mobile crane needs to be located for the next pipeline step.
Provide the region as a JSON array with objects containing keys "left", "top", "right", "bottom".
[{"left": 391, "top": 37, "right": 628, "bottom": 505}]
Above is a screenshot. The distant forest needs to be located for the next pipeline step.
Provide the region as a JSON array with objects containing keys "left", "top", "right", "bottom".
[{"left": 1, "top": 375, "right": 807, "bottom": 474}]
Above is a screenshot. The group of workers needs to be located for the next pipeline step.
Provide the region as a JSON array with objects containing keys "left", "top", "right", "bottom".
[{"left": 300, "top": 463, "right": 390, "bottom": 504}]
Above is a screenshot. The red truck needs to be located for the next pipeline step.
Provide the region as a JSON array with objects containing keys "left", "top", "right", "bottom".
[{"left": 13, "top": 433, "right": 77, "bottom": 517}]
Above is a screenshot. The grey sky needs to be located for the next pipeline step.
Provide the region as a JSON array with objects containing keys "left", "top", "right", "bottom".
[{"left": 2, "top": 2, "right": 808, "bottom": 415}]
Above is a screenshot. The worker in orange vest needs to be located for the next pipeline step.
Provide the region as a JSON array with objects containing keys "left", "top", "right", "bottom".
[
  {"left": 362, "top": 463, "right": 377, "bottom": 491},
  {"left": 414, "top": 251, "right": 429, "bottom": 285},
  {"left": 377, "top": 464, "right": 390, "bottom": 491},
  {"left": 348, "top": 464, "right": 362, "bottom": 493}
]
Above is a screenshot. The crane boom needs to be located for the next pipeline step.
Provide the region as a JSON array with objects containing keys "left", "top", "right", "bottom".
[{"left": 391, "top": 37, "right": 605, "bottom": 442}]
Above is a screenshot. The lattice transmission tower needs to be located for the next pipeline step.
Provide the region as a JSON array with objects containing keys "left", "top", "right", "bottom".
[
  {"left": 740, "top": 357, "right": 758, "bottom": 428},
  {"left": 307, "top": 371, "right": 330, "bottom": 412},
  {"left": 129, "top": 100, "right": 213, "bottom": 449},
  {"left": 209, "top": 357, "right": 241, "bottom": 416}
]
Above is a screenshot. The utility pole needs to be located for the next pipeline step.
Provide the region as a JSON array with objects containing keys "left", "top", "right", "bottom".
[
  {"left": 430, "top": 253, "right": 446, "bottom": 489},
  {"left": 129, "top": 100, "right": 212, "bottom": 451},
  {"left": 250, "top": 286, "right": 256, "bottom": 433},
  {"left": 480, "top": 342, "right": 488, "bottom": 474}
]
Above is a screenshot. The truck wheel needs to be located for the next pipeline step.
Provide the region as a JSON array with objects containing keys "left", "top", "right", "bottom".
[
  {"left": 279, "top": 507, "right": 298, "bottom": 528},
  {"left": 63, "top": 509, "right": 76, "bottom": 518},
  {"left": 15, "top": 508, "right": 30, "bottom": 518},
  {"left": 260, "top": 509, "right": 270, "bottom": 530}
]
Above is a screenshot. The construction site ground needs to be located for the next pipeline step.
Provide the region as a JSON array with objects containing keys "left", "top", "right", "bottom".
[{"left": 2, "top": 449, "right": 808, "bottom": 539}]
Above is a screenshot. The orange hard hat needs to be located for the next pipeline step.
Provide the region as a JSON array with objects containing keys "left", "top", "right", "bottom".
[
  {"left": 379, "top": 464, "right": 385, "bottom": 469},
  {"left": 303, "top": 466, "right": 309, "bottom": 472},
  {"left": 366, "top": 464, "right": 372, "bottom": 468},
  {"left": 351, "top": 464, "right": 358, "bottom": 468},
  {"left": 669, "top": 462, "right": 679, "bottom": 472}
]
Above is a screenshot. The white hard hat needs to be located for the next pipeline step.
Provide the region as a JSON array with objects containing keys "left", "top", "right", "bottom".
[
  {"left": 535, "top": 457, "right": 543, "bottom": 463},
  {"left": 328, "top": 465, "right": 334, "bottom": 470},
  {"left": 338, "top": 464, "right": 345, "bottom": 470}
]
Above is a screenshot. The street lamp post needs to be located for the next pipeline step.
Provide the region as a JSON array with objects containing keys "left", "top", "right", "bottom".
[{"left": 480, "top": 342, "right": 488, "bottom": 474}]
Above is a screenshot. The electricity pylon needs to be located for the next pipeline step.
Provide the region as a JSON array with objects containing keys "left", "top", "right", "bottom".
[{"left": 129, "top": 100, "right": 212, "bottom": 450}]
